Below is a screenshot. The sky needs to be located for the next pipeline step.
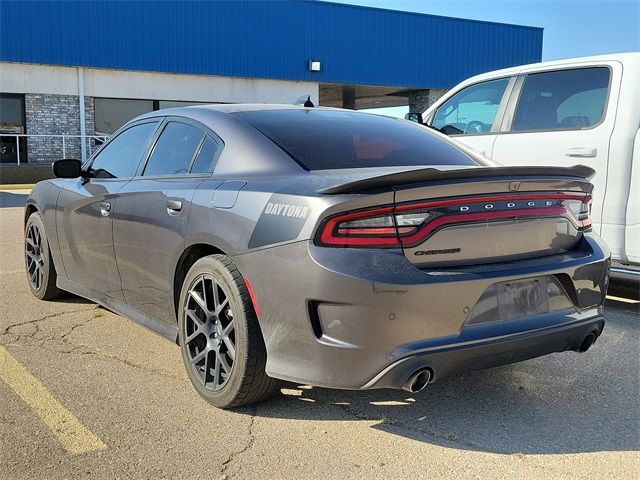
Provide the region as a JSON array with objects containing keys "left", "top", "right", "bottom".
[{"left": 322, "top": 0, "right": 639, "bottom": 116}]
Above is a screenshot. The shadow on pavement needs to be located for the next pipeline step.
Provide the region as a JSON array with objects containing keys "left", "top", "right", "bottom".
[
  {"left": 608, "top": 278, "right": 640, "bottom": 301},
  {"left": 50, "top": 294, "right": 94, "bottom": 305},
  {"left": 243, "top": 305, "right": 639, "bottom": 455},
  {"left": 0, "top": 192, "right": 29, "bottom": 208}
]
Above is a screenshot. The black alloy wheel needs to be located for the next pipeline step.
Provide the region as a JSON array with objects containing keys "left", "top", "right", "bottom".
[
  {"left": 24, "top": 212, "right": 62, "bottom": 300},
  {"left": 178, "top": 255, "right": 280, "bottom": 408},
  {"left": 25, "top": 221, "right": 45, "bottom": 292},
  {"left": 183, "top": 274, "right": 236, "bottom": 391}
]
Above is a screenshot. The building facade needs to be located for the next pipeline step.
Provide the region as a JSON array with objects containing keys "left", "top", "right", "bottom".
[{"left": 0, "top": 0, "right": 543, "bottom": 165}]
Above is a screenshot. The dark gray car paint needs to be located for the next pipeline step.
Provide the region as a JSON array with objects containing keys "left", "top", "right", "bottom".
[
  {"left": 112, "top": 176, "right": 205, "bottom": 324},
  {"left": 25, "top": 104, "right": 611, "bottom": 391},
  {"left": 235, "top": 234, "right": 608, "bottom": 388},
  {"left": 56, "top": 178, "right": 129, "bottom": 302}
]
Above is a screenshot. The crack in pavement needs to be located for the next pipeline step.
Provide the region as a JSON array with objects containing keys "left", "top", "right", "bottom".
[
  {"left": 0, "top": 308, "right": 96, "bottom": 346},
  {"left": 219, "top": 410, "right": 257, "bottom": 479},
  {"left": 57, "top": 343, "right": 187, "bottom": 381},
  {"left": 1, "top": 307, "right": 187, "bottom": 382},
  {"left": 60, "top": 314, "right": 98, "bottom": 341},
  {"left": 1, "top": 307, "right": 96, "bottom": 335}
]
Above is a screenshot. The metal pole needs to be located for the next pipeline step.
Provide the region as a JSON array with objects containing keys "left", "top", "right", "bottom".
[
  {"left": 62, "top": 136, "right": 66, "bottom": 159},
  {"left": 16, "top": 135, "right": 20, "bottom": 165},
  {"left": 78, "top": 67, "right": 87, "bottom": 162}
]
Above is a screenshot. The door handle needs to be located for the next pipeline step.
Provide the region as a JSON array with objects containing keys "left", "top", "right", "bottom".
[
  {"left": 565, "top": 147, "right": 597, "bottom": 158},
  {"left": 166, "top": 199, "right": 183, "bottom": 216},
  {"left": 99, "top": 202, "right": 111, "bottom": 217}
]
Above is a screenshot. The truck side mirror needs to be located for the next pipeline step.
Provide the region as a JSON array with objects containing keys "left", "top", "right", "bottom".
[{"left": 405, "top": 112, "right": 423, "bottom": 123}]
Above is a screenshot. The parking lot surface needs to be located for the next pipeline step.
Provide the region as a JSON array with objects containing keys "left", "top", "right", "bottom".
[{"left": 1, "top": 192, "right": 638, "bottom": 479}]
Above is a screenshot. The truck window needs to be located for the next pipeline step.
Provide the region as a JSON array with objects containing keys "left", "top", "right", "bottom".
[
  {"left": 512, "top": 67, "right": 610, "bottom": 132},
  {"left": 432, "top": 78, "right": 510, "bottom": 136}
]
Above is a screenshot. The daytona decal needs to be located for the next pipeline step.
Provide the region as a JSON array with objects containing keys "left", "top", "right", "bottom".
[
  {"left": 248, "top": 195, "right": 312, "bottom": 249},
  {"left": 264, "top": 203, "right": 309, "bottom": 219}
]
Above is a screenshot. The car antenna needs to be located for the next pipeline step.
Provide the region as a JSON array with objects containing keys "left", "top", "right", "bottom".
[{"left": 303, "top": 95, "right": 315, "bottom": 107}]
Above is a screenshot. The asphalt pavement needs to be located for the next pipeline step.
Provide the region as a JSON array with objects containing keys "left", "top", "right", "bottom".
[{"left": 1, "top": 193, "right": 638, "bottom": 479}]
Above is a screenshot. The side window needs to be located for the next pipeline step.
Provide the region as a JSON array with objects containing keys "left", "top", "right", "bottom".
[
  {"left": 143, "top": 122, "right": 204, "bottom": 176},
  {"left": 432, "top": 78, "right": 510, "bottom": 135},
  {"left": 512, "top": 67, "right": 610, "bottom": 132},
  {"left": 90, "top": 122, "right": 158, "bottom": 178},
  {"left": 190, "top": 136, "right": 220, "bottom": 174}
]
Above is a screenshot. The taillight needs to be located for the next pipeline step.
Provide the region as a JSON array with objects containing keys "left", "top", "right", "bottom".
[
  {"left": 318, "top": 206, "right": 407, "bottom": 247},
  {"left": 316, "top": 192, "right": 592, "bottom": 248},
  {"left": 317, "top": 205, "right": 433, "bottom": 247},
  {"left": 563, "top": 195, "right": 592, "bottom": 230}
]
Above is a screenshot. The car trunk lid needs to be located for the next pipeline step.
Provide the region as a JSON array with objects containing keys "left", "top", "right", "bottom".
[{"left": 317, "top": 165, "right": 593, "bottom": 267}]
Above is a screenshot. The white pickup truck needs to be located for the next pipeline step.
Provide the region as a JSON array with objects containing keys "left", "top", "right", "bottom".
[{"left": 416, "top": 52, "right": 639, "bottom": 280}]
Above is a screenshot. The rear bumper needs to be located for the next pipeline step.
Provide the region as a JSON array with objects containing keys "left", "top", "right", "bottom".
[
  {"left": 234, "top": 233, "right": 610, "bottom": 390},
  {"left": 363, "top": 313, "right": 604, "bottom": 390}
]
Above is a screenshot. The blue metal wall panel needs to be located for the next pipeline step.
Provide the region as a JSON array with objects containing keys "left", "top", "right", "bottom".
[{"left": 0, "top": 0, "right": 543, "bottom": 89}]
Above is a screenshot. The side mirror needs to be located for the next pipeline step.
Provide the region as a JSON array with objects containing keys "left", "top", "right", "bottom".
[
  {"left": 405, "top": 112, "right": 423, "bottom": 123},
  {"left": 53, "top": 159, "right": 82, "bottom": 178}
]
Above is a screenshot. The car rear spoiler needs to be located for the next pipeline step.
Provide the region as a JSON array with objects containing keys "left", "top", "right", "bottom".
[{"left": 319, "top": 164, "right": 596, "bottom": 194}]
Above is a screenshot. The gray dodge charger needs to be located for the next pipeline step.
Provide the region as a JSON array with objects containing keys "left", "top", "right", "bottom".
[{"left": 25, "top": 105, "right": 610, "bottom": 408}]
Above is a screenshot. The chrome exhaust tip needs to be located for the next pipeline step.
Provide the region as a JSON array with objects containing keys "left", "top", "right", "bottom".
[{"left": 402, "top": 368, "right": 432, "bottom": 393}]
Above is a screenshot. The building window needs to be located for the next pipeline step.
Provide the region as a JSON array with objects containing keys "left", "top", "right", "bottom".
[
  {"left": 0, "top": 94, "right": 26, "bottom": 163},
  {"left": 94, "top": 98, "right": 154, "bottom": 135},
  {"left": 94, "top": 98, "right": 213, "bottom": 136},
  {"left": 157, "top": 100, "right": 208, "bottom": 110}
]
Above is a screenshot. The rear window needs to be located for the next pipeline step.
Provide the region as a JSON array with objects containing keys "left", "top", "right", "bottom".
[{"left": 234, "top": 109, "right": 477, "bottom": 170}]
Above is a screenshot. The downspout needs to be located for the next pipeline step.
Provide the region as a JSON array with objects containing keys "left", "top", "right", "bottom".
[{"left": 78, "top": 67, "right": 86, "bottom": 162}]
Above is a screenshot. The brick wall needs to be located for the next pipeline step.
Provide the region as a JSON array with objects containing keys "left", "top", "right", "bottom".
[
  {"left": 408, "top": 88, "right": 448, "bottom": 114},
  {"left": 24, "top": 94, "right": 95, "bottom": 163}
]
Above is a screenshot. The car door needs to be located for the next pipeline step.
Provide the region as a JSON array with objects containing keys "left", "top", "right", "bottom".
[
  {"left": 56, "top": 120, "right": 160, "bottom": 300},
  {"left": 427, "top": 76, "right": 516, "bottom": 158},
  {"left": 112, "top": 118, "right": 223, "bottom": 324},
  {"left": 491, "top": 64, "right": 620, "bottom": 237}
]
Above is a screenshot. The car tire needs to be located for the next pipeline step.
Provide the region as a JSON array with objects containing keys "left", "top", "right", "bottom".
[
  {"left": 178, "top": 254, "right": 281, "bottom": 408},
  {"left": 25, "top": 211, "right": 63, "bottom": 300}
]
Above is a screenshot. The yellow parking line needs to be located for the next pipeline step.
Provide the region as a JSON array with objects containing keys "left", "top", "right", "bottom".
[
  {"left": 0, "top": 184, "right": 34, "bottom": 190},
  {"left": 0, "top": 270, "right": 25, "bottom": 275},
  {"left": 0, "top": 345, "right": 107, "bottom": 455}
]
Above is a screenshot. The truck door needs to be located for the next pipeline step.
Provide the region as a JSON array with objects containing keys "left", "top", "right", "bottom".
[
  {"left": 428, "top": 76, "right": 516, "bottom": 159},
  {"left": 490, "top": 64, "right": 621, "bottom": 246}
]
